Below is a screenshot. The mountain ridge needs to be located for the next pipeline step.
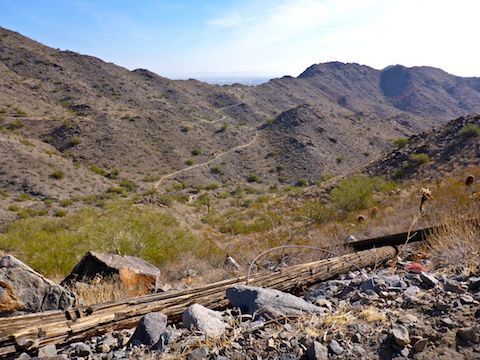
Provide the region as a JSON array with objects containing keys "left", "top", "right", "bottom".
[{"left": 1, "top": 26, "right": 480, "bottom": 200}]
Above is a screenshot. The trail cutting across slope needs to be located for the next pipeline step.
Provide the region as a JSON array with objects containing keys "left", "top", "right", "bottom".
[{"left": 154, "top": 129, "right": 258, "bottom": 190}]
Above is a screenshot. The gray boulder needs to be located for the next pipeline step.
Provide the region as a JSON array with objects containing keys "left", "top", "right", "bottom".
[
  {"left": 0, "top": 255, "right": 76, "bottom": 315},
  {"left": 226, "top": 285, "right": 324, "bottom": 318},
  {"left": 127, "top": 312, "right": 167, "bottom": 347},
  {"left": 306, "top": 341, "right": 328, "bottom": 360},
  {"left": 183, "top": 303, "right": 228, "bottom": 337},
  {"left": 38, "top": 344, "right": 57, "bottom": 358},
  {"left": 391, "top": 324, "right": 410, "bottom": 347}
]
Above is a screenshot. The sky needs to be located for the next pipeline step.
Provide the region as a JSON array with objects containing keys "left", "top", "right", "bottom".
[{"left": 1, "top": 0, "right": 480, "bottom": 79}]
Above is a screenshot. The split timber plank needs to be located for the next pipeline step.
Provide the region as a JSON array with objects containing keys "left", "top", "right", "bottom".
[
  {"left": 0, "top": 246, "right": 396, "bottom": 357},
  {"left": 344, "top": 218, "right": 480, "bottom": 251}
]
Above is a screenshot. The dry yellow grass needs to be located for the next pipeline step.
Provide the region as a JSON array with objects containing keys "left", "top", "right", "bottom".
[
  {"left": 68, "top": 276, "right": 130, "bottom": 306},
  {"left": 424, "top": 218, "right": 480, "bottom": 275},
  {"left": 359, "top": 307, "right": 388, "bottom": 323}
]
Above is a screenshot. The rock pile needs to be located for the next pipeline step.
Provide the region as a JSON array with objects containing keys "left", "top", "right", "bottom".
[
  {"left": 17, "top": 260, "right": 479, "bottom": 359},
  {"left": 0, "top": 255, "right": 75, "bottom": 316}
]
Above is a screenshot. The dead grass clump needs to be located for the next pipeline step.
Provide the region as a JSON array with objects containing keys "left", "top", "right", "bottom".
[
  {"left": 425, "top": 219, "right": 480, "bottom": 275},
  {"left": 69, "top": 276, "right": 130, "bottom": 306},
  {"left": 359, "top": 307, "right": 388, "bottom": 323}
]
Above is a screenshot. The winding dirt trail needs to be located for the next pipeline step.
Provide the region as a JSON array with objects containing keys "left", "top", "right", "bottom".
[
  {"left": 153, "top": 104, "right": 259, "bottom": 189},
  {"left": 195, "top": 104, "right": 241, "bottom": 125},
  {"left": 154, "top": 131, "right": 258, "bottom": 189}
]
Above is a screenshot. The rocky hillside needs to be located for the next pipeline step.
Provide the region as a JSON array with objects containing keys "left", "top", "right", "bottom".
[
  {"left": 366, "top": 115, "right": 480, "bottom": 180},
  {"left": 2, "top": 26, "right": 480, "bottom": 197}
]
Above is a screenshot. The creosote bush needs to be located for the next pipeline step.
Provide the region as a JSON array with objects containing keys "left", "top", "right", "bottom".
[
  {"left": 0, "top": 201, "right": 220, "bottom": 277},
  {"left": 393, "top": 137, "right": 409, "bottom": 148},
  {"left": 330, "top": 176, "right": 396, "bottom": 212},
  {"left": 409, "top": 153, "right": 430, "bottom": 165},
  {"left": 50, "top": 170, "right": 65, "bottom": 180},
  {"left": 459, "top": 123, "right": 480, "bottom": 138}
]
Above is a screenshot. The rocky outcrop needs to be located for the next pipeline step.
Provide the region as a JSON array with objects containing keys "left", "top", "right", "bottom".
[
  {"left": 0, "top": 255, "right": 75, "bottom": 315},
  {"left": 226, "top": 285, "right": 324, "bottom": 318},
  {"left": 127, "top": 312, "right": 167, "bottom": 347},
  {"left": 62, "top": 252, "right": 160, "bottom": 296},
  {"left": 182, "top": 304, "right": 229, "bottom": 338}
]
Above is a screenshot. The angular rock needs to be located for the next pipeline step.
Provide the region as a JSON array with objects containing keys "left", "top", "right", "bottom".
[
  {"left": 38, "top": 344, "right": 57, "bottom": 358},
  {"left": 420, "top": 272, "right": 438, "bottom": 289},
  {"left": 306, "top": 341, "right": 328, "bottom": 360},
  {"left": 391, "top": 324, "right": 410, "bottom": 347},
  {"left": 0, "top": 255, "right": 76, "bottom": 315},
  {"left": 457, "top": 327, "right": 479, "bottom": 344},
  {"left": 359, "top": 278, "right": 378, "bottom": 294},
  {"left": 226, "top": 285, "right": 324, "bottom": 318},
  {"left": 224, "top": 256, "right": 241, "bottom": 271},
  {"left": 113, "top": 349, "right": 127, "bottom": 358},
  {"left": 459, "top": 294, "right": 474, "bottom": 304},
  {"left": 128, "top": 312, "right": 167, "bottom": 347},
  {"left": 187, "top": 346, "right": 209, "bottom": 360},
  {"left": 62, "top": 251, "right": 160, "bottom": 296},
  {"left": 183, "top": 303, "right": 228, "bottom": 337},
  {"left": 329, "top": 339, "right": 344, "bottom": 355},
  {"left": 443, "top": 279, "right": 465, "bottom": 294},
  {"left": 74, "top": 342, "right": 92, "bottom": 357},
  {"left": 468, "top": 277, "right": 480, "bottom": 292},
  {"left": 413, "top": 338, "right": 428, "bottom": 352}
]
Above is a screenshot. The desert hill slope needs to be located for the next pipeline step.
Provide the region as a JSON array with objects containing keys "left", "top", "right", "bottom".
[
  {"left": 2, "top": 26, "right": 480, "bottom": 193},
  {"left": 366, "top": 115, "right": 480, "bottom": 180}
]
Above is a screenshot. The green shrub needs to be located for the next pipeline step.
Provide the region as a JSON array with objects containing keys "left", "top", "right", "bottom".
[
  {"left": 217, "top": 123, "right": 229, "bottom": 132},
  {"left": 119, "top": 179, "right": 136, "bottom": 192},
  {"left": 54, "top": 209, "right": 67, "bottom": 217},
  {"left": 459, "top": 123, "right": 480, "bottom": 138},
  {"left": 246, "top": 174, "right": 260, "bottom": 183},
  {"left": 7, "top": 119, "right": 24, "bottom": 130},
  {"left": 185, "top": 159, "right": 194, "bottom": 166},
  {"left": 295, "top": 178, "right": 308, "bottom": 187},
  {"left": 409, "top": 153, "right": 430, "bottom": 166},
  {"left": 60, "top": 198, "right": 75, "bottom": 207},
  {"left": 14, "top": 108, "right": 27, "bottom": 117},
  {"left": 107, "top": 168, "right": 120, "bottom": 179},
  {"left": 0, "top": 189, "right": 8, "bottom": 198},
  {"left": 205, "top": 183, "right": 219, "bottom": 191},
  {"left": 63, "top": 119, "right": 73, "bottom": 129},
  {"left": 107, "top": 186, "right": 126, "bottom": 195},
  {"left": 143, "top": 175, "right": 160, "bottom": 182},
  {"left": 392, "top": 167, "right": 405, "bottom": 179},
  {"left": 17, "top": 207, "right": 48, "bottom": 219},
  {"left": 393, "top": 137, "right": 409, "bottom": 148},
  {"left": 191, "top": 148, "right": 202, "bottom": 156},
  {"left": 89, "top": 164, "right": 108, "bottom": 177},
  {"left": 70, "top": 136, "right": 81, "bottom": 146},
  {"left": 0, "top": 202, "right": 218, "bottom": 277},
  {"left": 302, "top": 200, "right": 333, "bottom": 224},
  {"left": 210, "top": 166, "right": 223, "bottom": 175},
  {"left": 50, "top": 170, "right": 65, "bottom": 180},
  {"left": 15, "top": 193, "right": 32, "bottom": 202},
  {"left": 8, "top": 204, "right": 20, "bottom": 212},
  {"left": 331, "top": 176, "right": 396, "bottom": 212}
]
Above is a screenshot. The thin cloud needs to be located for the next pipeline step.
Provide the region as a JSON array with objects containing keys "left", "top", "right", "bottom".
[{"left": 208, "top": 12, "right": 256, "bottom": 28}]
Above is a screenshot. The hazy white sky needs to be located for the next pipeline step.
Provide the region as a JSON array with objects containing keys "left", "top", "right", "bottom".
[{"left": 1, "top": 0, "right": 480, "bottom": 78}]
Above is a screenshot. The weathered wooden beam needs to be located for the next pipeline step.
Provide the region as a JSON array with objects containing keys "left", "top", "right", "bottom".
[
  {"left": 0, "top": 246, "right": 396, "bottom": 357},
  {"left": 344, "top": 218, "right": 479, "bottom": 251}
]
